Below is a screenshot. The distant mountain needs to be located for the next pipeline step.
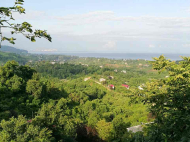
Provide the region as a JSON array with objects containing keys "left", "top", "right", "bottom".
[{"left": 0, "top": 45, "right": 28, "bottom": 54}]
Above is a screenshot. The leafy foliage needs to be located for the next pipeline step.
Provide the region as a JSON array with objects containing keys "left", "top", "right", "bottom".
[
  {"left": 0, "top": 0, "right": 51, "bottom": 47},
  {"left": 131, "top": 55, "right": 190, "bottom": 141},
  {"left": 0, "top": 115, "right": 53, "bottom": 142}
]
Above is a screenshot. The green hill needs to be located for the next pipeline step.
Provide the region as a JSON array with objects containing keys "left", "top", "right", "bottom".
[
  {"left": 0, "top": 51, "right": 28, "bottom": 65},
  {"left": 0, "top": 45, "right": 28, "bottom": 54}
]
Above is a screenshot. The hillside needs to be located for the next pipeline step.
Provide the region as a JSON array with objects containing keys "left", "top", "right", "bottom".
[
  {"left": 0, "top": 45, "right": 28, "bottom": 54},
  {"left": 0, "top": 51, "right": 29, "bottom": 65}
]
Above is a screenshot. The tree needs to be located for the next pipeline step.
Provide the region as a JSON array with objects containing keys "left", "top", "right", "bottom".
[
  {"left": 132, "top": 55, "right": 190, "bottom": 141},
  {"left": 0, "top": 0, "right": 52, "bottom": 47},
  {"left": 96, "top": 119, "right": 114, "bottom": 141},
  {"left": 0, "top": 115, "right": 53, "bottom": 142}
]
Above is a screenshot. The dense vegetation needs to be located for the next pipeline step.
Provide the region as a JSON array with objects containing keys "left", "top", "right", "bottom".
[
  {"left": 2, "top": 45, "right": 186, "bottom": 142},
  {"left": 0, "top": 60, "right": 151, "bottom": 142},
  {"left": 1, "top": 52, "right": 190, "bottom": 142},
  {"left": 130, "top": 56, "right": 190, "bottom": 141},
  {"left": 2, "top": 1, "right": 189, "bottom": 141},
  {"left": 2, "top": 51, "right": 182, "bottom": 142}
]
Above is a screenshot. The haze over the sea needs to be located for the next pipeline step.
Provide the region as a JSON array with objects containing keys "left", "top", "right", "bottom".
[
  {"left": 30, "top": 52, "right": 190, "bottom": 61},
  {"left": 2, "top": 0, "right": 190, "bottom": 54}
]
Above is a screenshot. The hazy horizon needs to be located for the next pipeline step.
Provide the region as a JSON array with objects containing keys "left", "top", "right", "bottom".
[{"left": 2, "top": 0, "right": 190, "bottom": 54}]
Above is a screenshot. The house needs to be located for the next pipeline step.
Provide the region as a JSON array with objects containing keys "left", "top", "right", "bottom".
[
  {"left": 51, "top": 62, "right": 56, "bottom": 65},
  {"left": 82, "top": 64, "right": 88, "bottom": 67},
  {"left": 100, "top": 66, "right": 103, "bottom": 68},
  {"left": 138, "top": 84, "right": 145, "bottom": 90},
  {"left": 165, "top": 76, "right": 169, "bottom": 78},
  {"left": 99, "top": 78, "right": 106, "bottom": 82},
  {"left": 121, "top": 70, "right": 126, "bottom": 74},
  {"left": 139, "top": 63, "right": 143, "bottom": 66},
  {"left": 109, "top": 84, "right": 115, "bottom": 90},
  {"left": 84, "top": 77, "right": 91, "bottom": 81},
  {"left": 59, "top": 61, "right": 65, "bottom": 64},
  {"left": 127, "top": 122, "right": 153, "bottom": 133},
  {"left": 122, "top": 84, "right": 129, "bottom": 89},
  {"left": 144, "top": 64, "right": 149, "bottom": 67},
  {"left": 138, "top": 86, "right": 144, "bottom": 90},
  {"left": 108, "top": 76, "right": 114, "bottom": 80},
  {"left": 114, "top": 69, "right": 118, "bottom": 72},
  {"left": 127, "top": 125, "right": 143, "bottom": 133}
]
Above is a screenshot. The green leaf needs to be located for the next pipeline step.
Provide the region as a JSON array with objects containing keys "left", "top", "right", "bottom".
[
  {"left": 9, "top": 40, "right": 15, "bottom": 44},
  {"left": 15, "top": 2, "right": 23, "bottom": 5},
  {"left": 31, "top": 36, "right": 36, "bottom": 42}
]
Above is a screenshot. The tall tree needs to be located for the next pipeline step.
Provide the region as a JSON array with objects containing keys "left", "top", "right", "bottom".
[{"left": 132, "top": 55, "right": 190, "bottom": 141}]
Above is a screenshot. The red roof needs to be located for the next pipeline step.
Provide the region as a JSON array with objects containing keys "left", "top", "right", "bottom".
[
  {"left": 110, "top": 84, "right": 114, "bottom": 87},
  {"left": 122, "top": 84, "right": 129, "bottom": 88}
]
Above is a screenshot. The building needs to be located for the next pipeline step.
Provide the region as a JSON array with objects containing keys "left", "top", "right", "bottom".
[
  {"left": 99, "top": 78, "right": 106, "bottom": 82},
  {"left": 51, "top": 62, "right": 56, "bottom": 65},
  {"left": 82, "top": 64, "right": 89, "bottom": 67},
  {"left": 144, "top": 64, "right": 149, "bottom": 67},
  {"left": 114, "top": 69, "right": 118, "bottom": 72},
  {"left": 122, "top": 84, "right": 129, "bottom": 89},
  {"left": 138, "top": 86, "right": 144, "bottom": 90},
  {"left": 100, "top": 66, "right": 103, "bottom": 68},
  {"left": 109, "top": 84, "right": 115, "bottom": 90},
  {"left": 59, "top": 61, "right": 65, "bottom": 64},
  {"left": 121, "top": 70, "right": 126, "bottom": 74},
  {"left": 108, "top": 76, "right": 114, "bottom": 80},
  {"left": 127, "top": 125, "right": 143, "bottom": 133},
  {"left": 84, "top": 77, "right": 91, "bottom": 81}
]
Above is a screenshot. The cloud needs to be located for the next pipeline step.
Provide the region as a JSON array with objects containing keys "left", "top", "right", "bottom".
[
  {"left": 6, "top": 10, "right": 190, "bottom": 54},
  {"left": 53, "top": 11, "right": 190, "bottom": 30},
  {"left": 54, "top": 11, "right": 117, "bottom": 25},
  {"left": 103, "top": 41, "right": 117, "bottom": 50},
  {"left": 13, "top": 11, "right": 47, "bottom": 20},
  {"left": 182, "top": 44, "right": 190, "bottom": 47},
  {"left": 149, "top": 44, "right": 155, "bottom": 48}
]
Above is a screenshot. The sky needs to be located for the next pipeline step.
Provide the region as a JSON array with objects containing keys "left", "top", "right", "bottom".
[{"left": 2, "top": 0, "right": 190, "bottom": 53}]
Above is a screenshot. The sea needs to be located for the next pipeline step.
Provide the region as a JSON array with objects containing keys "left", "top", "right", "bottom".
[{"left": 33, "top": 52, "right": 190, "bottom": 61}]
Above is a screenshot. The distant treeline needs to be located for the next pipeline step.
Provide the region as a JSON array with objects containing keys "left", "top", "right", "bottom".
[{"left": 32, "top": 62, "right": 112, "bottom": 79}]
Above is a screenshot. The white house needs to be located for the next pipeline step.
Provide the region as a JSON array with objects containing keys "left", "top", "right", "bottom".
[
  {"left": 59, "top": 62, "right": 65, "bottom": 64},
  {"left": 99, "top": 78, "right": 106, "bottom": 82},
  {"left": 127, "top": 125, "right": 143, "bottom": 133},
  {"left": 138, "top": 86, "right": 144, "bottom": 90},
  {"left": 84, "top": 77, "right": 91, "bottom": 81},
  {"left": 51, "top": 62, "right": 56, "bottom": 65},
  {"left": 121, "top": 70, "right": 126, "bottom": 74}
]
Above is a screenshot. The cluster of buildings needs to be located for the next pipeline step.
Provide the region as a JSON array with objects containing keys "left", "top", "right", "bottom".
[{"left": 84, "top": 73, "right": 148, "bottom": 91}]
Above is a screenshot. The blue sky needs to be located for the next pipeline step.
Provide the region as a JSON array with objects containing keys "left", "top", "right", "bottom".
[{"left": 2, "top": 0, "right": 190, "bottom": 53}]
